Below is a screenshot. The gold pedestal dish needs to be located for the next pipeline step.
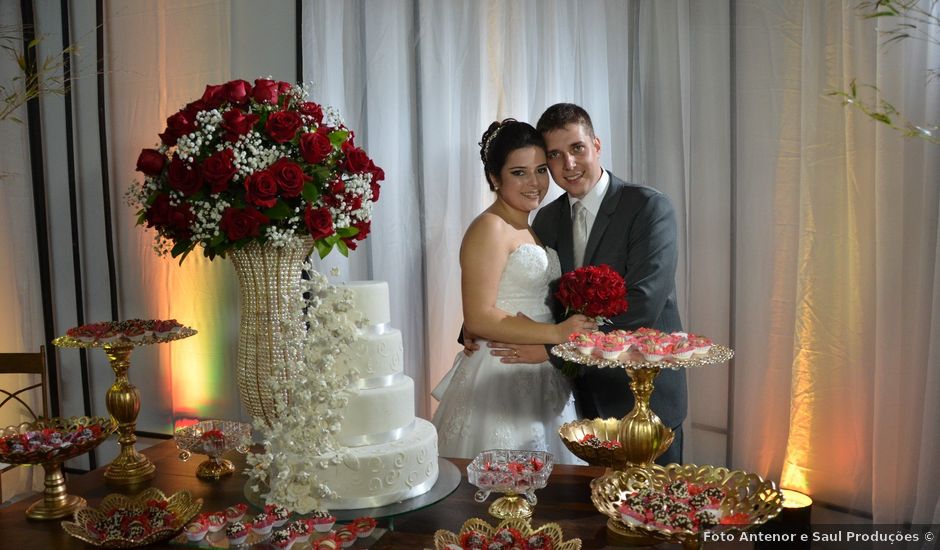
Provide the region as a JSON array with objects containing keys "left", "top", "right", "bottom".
[
  {"left": 0, "top": 416, "right": 115, "bottom": 519},
  {"left": 554, "top": 343, "right": 733, "bottom": 468},
  {"left": 591, "top": 463, "right": 783, "bottom": 550},
  {"left": 54, "top": 324, "right": 196, "bottom": 487},
  {"left": 467, "top": 450, "right": 553, "bottom": 520},
  {"left": 174, "top": 419, "right": 252, "bottom": 480}
]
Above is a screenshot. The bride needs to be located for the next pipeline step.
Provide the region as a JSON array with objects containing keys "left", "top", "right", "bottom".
[{"left": 431, "top": 119, "right": 595, "bottom": 464}]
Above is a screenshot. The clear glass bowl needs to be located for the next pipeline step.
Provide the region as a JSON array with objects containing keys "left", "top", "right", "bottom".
[
  {"left": 174, "top": 419, "right": 252, "bottom": 480},
  {"left": 466, "top": 449, "right": 553, "bottom": 519}
]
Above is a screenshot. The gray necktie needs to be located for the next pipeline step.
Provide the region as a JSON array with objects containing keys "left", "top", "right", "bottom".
[{"left": 572, "top": 201, "right": 588, "bottom": 267}]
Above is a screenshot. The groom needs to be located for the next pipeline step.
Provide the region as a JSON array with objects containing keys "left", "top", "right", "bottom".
[{"left": 489, "top": 103, "right": 687, "bottom": 465}]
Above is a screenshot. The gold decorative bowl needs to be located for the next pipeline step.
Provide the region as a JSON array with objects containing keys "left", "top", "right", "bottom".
[
  {"left": 558, "top": 417, "right": 671, "bottom": 468},
  {"left": 61, "top": 487, "right": 203, "bottom": 548},
  {"left": 434, "top": 517, "right": 581, "bottom": 549},
  {"left": 590, "top": 464, "right": 782, "bottom": 550},
  {"left": 0, "top": 416, "right": 116, "bottom": 519}
]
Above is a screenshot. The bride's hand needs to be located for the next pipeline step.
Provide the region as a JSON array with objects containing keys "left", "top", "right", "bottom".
[{"left": 556, "top": 314, "right": 597, "bottom": 343}]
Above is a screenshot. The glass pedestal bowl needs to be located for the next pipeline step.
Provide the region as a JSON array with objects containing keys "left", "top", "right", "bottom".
[
  {"left": 0, "top": 416, "right": 116, "bottom": 519},
  {"left": 467, "top": 449, "right": 553, "bottom": 520},
  {"left": 174, "top": 420, "right": 252, "bottom": 480},
  {"left": 590, "top": 463, "right": 783, "bottom": 550}
]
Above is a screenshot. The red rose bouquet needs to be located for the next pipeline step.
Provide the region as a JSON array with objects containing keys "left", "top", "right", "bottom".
[
  {"left": 555, "top": 264, "right": 628, "bottom": 321},
  {"left": 554, "top": 264, "right": 628, "bottom": 377},
  {"left": 128, "top": 78, "right": 384, "bottom": 262}
]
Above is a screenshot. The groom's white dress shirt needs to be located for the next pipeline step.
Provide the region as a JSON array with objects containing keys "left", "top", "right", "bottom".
[{"left": 568, "top": 169, "right": 610, "bottom": 266}]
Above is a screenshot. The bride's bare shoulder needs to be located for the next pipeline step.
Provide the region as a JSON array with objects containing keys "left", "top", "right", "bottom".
[{"left": 461, "top": 212, "right": 511, "bottom": 254}]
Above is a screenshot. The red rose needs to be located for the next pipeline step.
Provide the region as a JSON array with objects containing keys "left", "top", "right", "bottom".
[
  {"left": 167, "top": 155, "right": 203, "bottom": 196},
  {"left": 167, "top": 203, "right": 195, "bottom": 240},
  {"left": 268, "top": 158, "right": 309, "bottom": 198},
  {"left": 266, "top": 110, "right": 302, "bottom": 143},
  {"left": 342, "top": 236, "right": 358, "bottom": 250},
  {"left": 299, "top": 131, "right": 333, "bottom": 165},
  {"left": 183, "top": 99, "right": 208, "bottom": 120},
  {"left": 221, "top": 109, "right": 260, "bottom": 141},
  {"left": 224, "top": 79, "right": 253, "bottom": 104},
  {"left": 201, "top": 84, "right": 226, "bottom": 108},
  {"left": 220, "top": 207, "right": 269, "bottom": 241},
  {"left": 202, "top": 149, "right": 237, "bottom": 193},
  {"left": 252, "top": 79, "right": 279, "bottom": 104},
  {"left": 304, "top": 205, "right": 334, "bottom": 240},
  {"left": 144, "top": 194, "right": 172, "bottom": 228},
  {"left": 367, "top": 159, "right": 385, "bottom": 182},
  {"left": 135, "top": 149, "right": 166, "bottom": 176},
  {"left": 159, "top": 111, "right": 196, "bottom": 146},
  {"left": 244, "top": 170, "right": 279, "bottom": 208},
  {"left": 277, "top": 81, "right": 292, "bottom": 96},
  {"left": 353, "top": 220, "right": 371, "bottom": 241},
  {"left": 370, "top": 181, "right": 381, "bottom": 202},
  {"left": 341, "top": 142, "right": 371, "bottom": 172},
  {"left": 299, "top": 101, "right": 323, "bottom": 123},
  {"left": 166, "top": 111, "right": 196, "bottom": 138}
]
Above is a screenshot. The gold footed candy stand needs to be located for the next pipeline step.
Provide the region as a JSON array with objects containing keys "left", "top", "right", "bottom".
[
  {"left": 553, "top": 343, "right": 734, "bottom": 468},
  {"left": 53, "top": 326, "right": 196, "bottom": 487},
  {"left": 552, "top": 342, "right": 785, "bottom": 548},
  {"left": 0, "top": 416, "right": 115, "bottom": 519}
]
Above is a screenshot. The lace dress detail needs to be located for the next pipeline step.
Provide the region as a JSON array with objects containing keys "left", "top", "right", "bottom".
[{"left": 432, "top": 244, "right": 582, "bottom": 464}]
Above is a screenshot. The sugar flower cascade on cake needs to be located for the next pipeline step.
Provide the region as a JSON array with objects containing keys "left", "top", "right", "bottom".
[{"left": 128, "top": 78, "right": 384, "bottom": 262}]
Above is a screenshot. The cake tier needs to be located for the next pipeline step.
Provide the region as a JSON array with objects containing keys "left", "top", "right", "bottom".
[
  {"left": 341, "top": 281, "right": 390, "bottom": 326},
  {"left": 338, "top": 375, "right": 415, "bottom": 446},
  {"left": 335, "top": 327, "right": 403, "bottom": 382},
  {"left": 320, "top": 418, "right": 439, "bottom": 510}
]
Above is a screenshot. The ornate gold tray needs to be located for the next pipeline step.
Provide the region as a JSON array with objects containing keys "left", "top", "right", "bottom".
[
  {"left": 61, "top": 488, "right": 203, "bottom": 548},
  {"left": 591, "top": 464, "right": 782, "bottom": 549},
  {"left": 53, "top": 326, "right": 196, "bottom": 348},
  {"left": 553, "top": 342, "right": 734, "bottom": 370},
  {"left": 434, "top": 517, "right": 581, "bottom": 549}
]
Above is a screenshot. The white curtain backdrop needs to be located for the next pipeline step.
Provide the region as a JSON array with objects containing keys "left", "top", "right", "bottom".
[
  {"left": 733, "top": 0, "right": 940, "bottom": 524},
  {"left": 0, "top": 0, "right": 937, "bottom": 523}
]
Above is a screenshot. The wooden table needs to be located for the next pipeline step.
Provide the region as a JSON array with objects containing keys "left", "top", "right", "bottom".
[{"left": 0, "top": 439, "right": 753, "bottom": 549}]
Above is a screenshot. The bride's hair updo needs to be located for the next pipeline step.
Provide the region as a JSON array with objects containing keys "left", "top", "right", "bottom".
[{"left": 479, "top": 119, "right": 545, "bottom": 191}]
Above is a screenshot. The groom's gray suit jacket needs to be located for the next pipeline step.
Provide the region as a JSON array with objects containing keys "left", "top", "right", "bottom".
[{"left": 533, "top": 172, "right": 687, "bottom": 429}]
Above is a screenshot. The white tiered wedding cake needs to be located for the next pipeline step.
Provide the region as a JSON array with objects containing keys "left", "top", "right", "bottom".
[{"left": 319, "top": 281, "right": 439, "bottom": 509}]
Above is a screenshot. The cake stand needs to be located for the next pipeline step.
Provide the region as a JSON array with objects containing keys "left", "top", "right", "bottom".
[
  {"left": 553, "top": 343, "right": 733, "bottom": 467},
  {"left": 53, "top": 324, "right": 196, "bottom": 487},
  {"left": 0, "top": 416, "right": 115, "bottom": 519}
]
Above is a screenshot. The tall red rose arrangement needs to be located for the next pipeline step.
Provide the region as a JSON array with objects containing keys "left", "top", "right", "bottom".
[
  {"left": 128, "top": 78, "right": 384, "bottom": 261},
  {"left": 555, "top": 264, "right": 628, "bottom": 322}
]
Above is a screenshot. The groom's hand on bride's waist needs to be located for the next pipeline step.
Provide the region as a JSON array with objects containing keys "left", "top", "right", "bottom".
[
  {"left": 489, "top": 342, "right": 549, "bottom": 364},
  {"left": 462, "top": 326, "right": 480, "bottom": 356}
]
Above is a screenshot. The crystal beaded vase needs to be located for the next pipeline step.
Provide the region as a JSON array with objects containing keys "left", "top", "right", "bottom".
[{"left": 229, "top": 236, "right": 312, "bottom": 425}]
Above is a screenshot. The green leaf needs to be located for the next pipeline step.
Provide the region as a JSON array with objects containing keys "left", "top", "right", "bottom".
[
  {"left": 302, "top": 181, "right": 320, "bottom": 203},
  {"left": 328, "top": 130, "right": 349, "bottom": 148},
  {"left": 337, "top": 238, "right": 349, "bottom": 256},
  {"left": 264, "top": 201, "right": 292, "bottom": 220},
  {"left": 337, "top": 226, "right": 360, "bottom": 238},
  {"left": 870, "top": 112, "right": 893, "bottom": 124},
  {"left": 316, "top": 240, "right": 332, "bottom": 259},
  {"left": 170, "top": 240, "right": 191, "bottom": 259}
]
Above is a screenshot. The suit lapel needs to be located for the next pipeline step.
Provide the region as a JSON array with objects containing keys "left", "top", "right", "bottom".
[
  {"left": 556, "top": 197, "right": 575, "bottom": 273},
  {"left": 583, "top": 174, "right": 623, "bottom": 266}
]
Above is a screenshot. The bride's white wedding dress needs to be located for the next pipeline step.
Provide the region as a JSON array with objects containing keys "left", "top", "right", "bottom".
[{"left": 432, "top": 243, "right": 582, "bottom": 464}]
